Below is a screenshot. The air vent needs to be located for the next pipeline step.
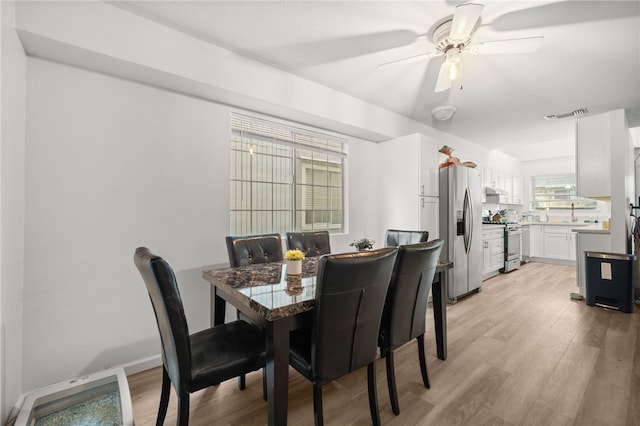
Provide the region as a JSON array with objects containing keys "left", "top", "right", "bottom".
[{"left": 544, "top": 108, "right": 589, "bottom": 120}]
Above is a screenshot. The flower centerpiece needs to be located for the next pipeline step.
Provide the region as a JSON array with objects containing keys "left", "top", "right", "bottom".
[
  {"left": 349, "top": 237, "right": 375, "bottom": 251},
  {"left": 284, "top": 249, "right": 305, "bottom": 275}
]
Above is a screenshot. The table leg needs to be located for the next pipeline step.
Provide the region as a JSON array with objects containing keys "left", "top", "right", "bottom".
[
  {"left": 432, "top": 270, "right": 447, "bottom": 360},
  {"left": 211, "top": 287, "right": 226, "bottom": 327},
  {"left": 265, "top": 317, "right": 290, "bottom": 426}
]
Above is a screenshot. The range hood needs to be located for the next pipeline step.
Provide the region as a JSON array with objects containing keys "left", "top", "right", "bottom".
[{"left": 485, "top": 186, "right": 508, "bottom": 196}]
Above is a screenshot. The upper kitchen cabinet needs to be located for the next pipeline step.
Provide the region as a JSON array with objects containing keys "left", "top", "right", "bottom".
[
  {"left": 576, "top": 114, "right": 611, "bottom": 199},
  {"left": 482, "top": 166, "right": 523, "bottom": 205},
  {"left": 379, "top": 133, "right": 438, "bottom": 197},
  {"left": 511, "top": 175, "right": 523, "bottom": 205}
]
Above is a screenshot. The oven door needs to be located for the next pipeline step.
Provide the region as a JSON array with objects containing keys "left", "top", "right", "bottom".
[
  {"left": 507, "top": 230, "right": 522, "bottom": 259},
  {"left": 504, "top": 229, "right": 522, "bottom": 272}
]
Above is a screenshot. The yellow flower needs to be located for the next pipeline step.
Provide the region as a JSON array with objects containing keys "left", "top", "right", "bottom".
[{"left": 284, "top": 249, "right": 305, "bottom": 261}]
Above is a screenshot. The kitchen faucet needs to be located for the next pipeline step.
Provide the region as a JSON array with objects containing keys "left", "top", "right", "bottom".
[{"left": 571, "top": 203, "right": 577, "bottom": 222}]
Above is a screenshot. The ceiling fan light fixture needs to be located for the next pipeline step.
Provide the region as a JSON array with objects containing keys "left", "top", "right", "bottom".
[
  {"left": 432, "top": 105, "right": 457, "bottom": 121},
  {"left": 445, "top": 47, "right": 462, "bottom": 81}
]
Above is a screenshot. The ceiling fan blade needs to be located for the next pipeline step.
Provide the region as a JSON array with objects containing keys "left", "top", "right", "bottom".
[
  {"left": 434, "top": 61, "right": 453, "bottom": 93},
  {"left": 377, "top": 52, "right": 441, "bottom": 69},
  {"left": 450, "top": 3, "right": 485, "bottom": 42},
  {"left": 469, "top": 36, "right": 544, "bottom": 55},
  {"left": 490, "top": 1, "right": 639, "bottom": 31}
]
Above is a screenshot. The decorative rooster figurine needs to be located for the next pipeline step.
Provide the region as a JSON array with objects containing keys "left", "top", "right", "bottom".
[{"left": 438, "top": 145, "right": 477, "bottom": 168}]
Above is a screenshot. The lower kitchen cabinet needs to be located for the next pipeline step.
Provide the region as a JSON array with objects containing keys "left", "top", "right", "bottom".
[
  {"left": 542, "top": 226, "right": 576, "bottom": 261},
  {"left": 530, "top": 225, "right": 544, "bottom": 257},
  {"left": 525, "top": 224, "right": 576, "bottom": 262},
  {"left": 420, "top": 196, "right": 439, "bottom": 240},
  {"left": 482, "top": 227, "right": 504, "bottom": 279}
]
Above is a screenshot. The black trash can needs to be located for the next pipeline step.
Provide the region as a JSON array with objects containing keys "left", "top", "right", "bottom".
[{"left": 585, "top": 252, "right": 636, "bottom": 313}]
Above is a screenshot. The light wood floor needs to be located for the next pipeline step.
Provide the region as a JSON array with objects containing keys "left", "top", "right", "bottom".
[{"left": 127, "top": 262, "right": 640, "bottom": 425}]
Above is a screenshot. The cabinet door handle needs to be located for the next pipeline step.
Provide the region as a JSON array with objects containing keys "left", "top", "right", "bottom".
[{"left": 421, "top": 184, "right": 425, "bottom": 195}]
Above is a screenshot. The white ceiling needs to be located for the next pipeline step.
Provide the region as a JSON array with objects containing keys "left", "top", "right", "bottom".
[{"left": 109, "top": 1, "right": 640, "bottom": 160}]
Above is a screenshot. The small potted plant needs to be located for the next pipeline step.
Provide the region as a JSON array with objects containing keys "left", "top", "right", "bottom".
[
  {"left": 284, "top": 249, "right": 305, "bottom": 275},
  {"left": 350, "top": 237, "right": 375, "bottom": 251}
]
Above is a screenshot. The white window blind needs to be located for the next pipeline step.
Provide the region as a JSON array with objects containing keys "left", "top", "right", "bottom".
[{"left": 229, "top": 113, "right": 346, "bottom": 235}]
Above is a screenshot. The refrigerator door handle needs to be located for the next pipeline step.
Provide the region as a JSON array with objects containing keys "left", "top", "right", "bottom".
[
  {"left": 467, "top": 188, "right": 474, "bottom": 250},
  {"left": 463, "top": 189, "right": 470, "bottom": 253}
]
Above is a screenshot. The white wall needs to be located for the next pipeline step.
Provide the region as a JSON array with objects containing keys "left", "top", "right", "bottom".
[
  {"left": 22, "top": 57, "right": 382, "bottom": 391},
  {"left": 1, "top": 1, "right": 27, "bottom": 420}
]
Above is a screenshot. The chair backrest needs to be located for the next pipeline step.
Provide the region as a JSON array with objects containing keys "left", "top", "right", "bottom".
[
  {"left": 285, "top": 231, "right": 331, "bottom": 257},
  {"left": 134, "top": 247, "right": 191, "bottom": 392},
  {"left": 379, "top": 239, "right": 444, "bottom": 351},
  {"left": 384, "top": 229, "right": 429, "bottom": 247},
  {"left": 312, "top": 247, "right": 398, "bottom": 385},
  {"left": 225, "top": 233, "right": 283, "bottom": 267}
]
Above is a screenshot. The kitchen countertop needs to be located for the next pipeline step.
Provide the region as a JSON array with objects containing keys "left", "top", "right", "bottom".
[
  {"left": 571, "top": 224, "right": 610, "bottom": 234},
  {"left": 520, "top": 222, "right": 589, "bottom": 226},
  {"left": 518, "top": 221, "right": 609, "bottom": 233}
]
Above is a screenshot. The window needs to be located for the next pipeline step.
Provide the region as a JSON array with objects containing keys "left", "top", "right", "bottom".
[
  {"left": 532, "top": 175, "right": 596, "bottom": 210},
  {"left": 229, "top": 113, "right": 346, "bottom": 235}
]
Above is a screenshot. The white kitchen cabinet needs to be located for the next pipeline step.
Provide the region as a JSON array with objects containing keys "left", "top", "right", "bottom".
[
  {"left": 530, "top": 225, "right": 544, "bottom": 257},
  {"left": 542, "top": 226, "right": 576, "bottom": 261},
  {"left": 420, "top": 196, "right": 439, "bottom": 240},
  {"left": 378, "top": 133, "right": 440, "bottom": 239},
  {"left": 576, "top": 114, "right": 611, "bottom": 199},
  {"left": 482, "top": 167, "right": 493, "bottom": 188},
  {"left": 482, "top": 227, "right": 504, "bottom": 278},
  {"left": 419, "top": 139, "right": 439, "bottom": 197},
  {"left": 544, "top": 232, "right": 570, "bottom": 259},
  {"left": 482, "top": 241, "right": 491, "bottom": 275},
  {"left": 568, "top": 233, "right": 576, "bottom": 260},
  {"left": 511, "top": 175, "right": 523, "bottom": 205},
  {"left": 483, "top": 167, "right": 523, "bottom": 205},
  {"left": 491, "top": 169, "right": 499, "bottom": 189},
  {"left": 499, "top": 172, "right": 512, "bottom": 203}
]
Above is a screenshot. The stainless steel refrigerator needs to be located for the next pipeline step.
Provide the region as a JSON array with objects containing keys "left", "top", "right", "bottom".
[{"left": 439, "top": 165, "right": 482, "bottom": 303}]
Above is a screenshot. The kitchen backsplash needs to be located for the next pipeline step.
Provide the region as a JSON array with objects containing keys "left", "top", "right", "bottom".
[{"left": 482, "top": 198, "right": 612, "bottom": 223}]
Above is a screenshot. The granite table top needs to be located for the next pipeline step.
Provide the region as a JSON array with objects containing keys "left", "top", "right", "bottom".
[
  {"left": 202, "top": 256, "right": 453, "bottom": 322},
  {"left": 202, "top": 257, "right": 319, "bottom": 321}
]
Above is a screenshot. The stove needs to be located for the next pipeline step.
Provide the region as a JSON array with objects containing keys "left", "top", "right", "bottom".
[{"left": 503, "top": 223, "right": 522, "bottom": 272}]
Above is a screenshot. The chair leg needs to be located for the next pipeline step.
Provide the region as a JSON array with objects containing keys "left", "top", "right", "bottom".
[
  {"left": 384, "top": 349, "right": 400, "bottom": 415},
  {"left": 367, "top": 361, "right": 381, "bottom": 426},
  {"left": 312, "top": 382, "right": 324, "bottom": 426},
  {"left": 156, "top": 367, "right": 171, "bottom": 426},
  {"left": 176, "top": 390, "right": 190, "bottom": 426},
  {"left": 262, "top": 368, "right": 267, "bottom": 401},
  {"left": 238, "top": 375, "right": 246, "bottom": 390},
  {"left": 417, "top": 334, "right": 430, "bottom": 389}
]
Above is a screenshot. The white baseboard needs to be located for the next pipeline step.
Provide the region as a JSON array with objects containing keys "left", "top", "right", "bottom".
[{"left": 121, "top": 355, "right": 162, "bottom": 376}]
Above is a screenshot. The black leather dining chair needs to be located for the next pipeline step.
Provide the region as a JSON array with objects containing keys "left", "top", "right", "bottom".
[
  {"left": 288, "top": 247, "right": 398, "bottom": 426},
  {"left": 285, "top": 230, "right": 331, "bottom": 257},
  {"left": 378, "top": 239, "right": 444, "bottom": 415},
  {"left": 225, "top": 232, "right": 282, "bottom": 388},
  {"left": 134, "top": 247, "right": 266, "bottom": 426},
  {"left": 225, "top": 233, "right": 283, "bottom": 267},
  {"left": 384, "top": 229, "right": 429, "bottom": 247}
]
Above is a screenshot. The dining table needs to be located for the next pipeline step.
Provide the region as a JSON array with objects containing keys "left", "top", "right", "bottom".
[{"left": 202, "top": 256, "right": 452, "bottom": 426}]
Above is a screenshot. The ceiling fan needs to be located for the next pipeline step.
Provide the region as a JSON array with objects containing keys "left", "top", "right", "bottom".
[{"left": 378, "top": 3, "right": 544, "bottom": 93}]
